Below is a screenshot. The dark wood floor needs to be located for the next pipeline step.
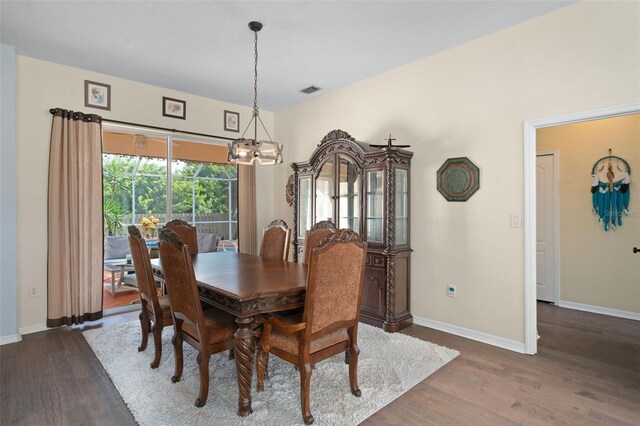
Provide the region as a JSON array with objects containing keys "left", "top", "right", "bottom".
[{"left": 1, "top": 303, "right": 638, "bottom": 425}]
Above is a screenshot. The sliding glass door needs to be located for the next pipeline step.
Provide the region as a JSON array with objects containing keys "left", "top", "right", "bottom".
[
  {"left": 102, "top": 129, "right": 237, "bottom": 240},
  {"left": 170, "top": 138, "right": 238, "bottom": 240}
]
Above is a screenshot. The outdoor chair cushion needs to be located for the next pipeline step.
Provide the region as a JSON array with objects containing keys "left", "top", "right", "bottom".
[
  {"left": 104, "top": 235, "right": 131, "bottom": 260},
  {"left": 197, "top": 233, "right": 219, "bottom": 253}
]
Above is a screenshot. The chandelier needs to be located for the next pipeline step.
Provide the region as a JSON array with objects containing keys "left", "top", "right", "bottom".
[{"left": 228, "top": 21, "right": 283, "bottom": 166}]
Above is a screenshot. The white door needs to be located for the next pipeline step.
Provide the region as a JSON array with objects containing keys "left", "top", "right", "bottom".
[{"left": 536, "top": 154, "right": 557, "bottom": 303}]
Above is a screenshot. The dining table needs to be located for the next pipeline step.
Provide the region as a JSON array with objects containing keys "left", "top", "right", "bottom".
[{"left": 150, "top": 251, "right": 307, "bottom": 417}]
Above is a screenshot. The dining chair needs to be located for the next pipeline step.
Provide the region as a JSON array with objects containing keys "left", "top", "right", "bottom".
[
  {"left": 303, "top": 220, "right": 336, "bottom": 265},
  {"left": 127, "top": 225, "right": 173, "bottom": 369},
  {"left": 164, "top": 219, "right": 199, "bottom": 255},
  {"left": 260, "top": 219, "right": 291, "bottom": 260},
  {"left": 256, "top": 229, "right": 367, "bottom": 425},
  {"left": 158, "top": 228, "right": 237, "bottom": 408}
]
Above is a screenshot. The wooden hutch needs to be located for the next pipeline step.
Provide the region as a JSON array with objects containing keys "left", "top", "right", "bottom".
[{"left": 291, "top": 129, "right": 413, "bottom": 332}]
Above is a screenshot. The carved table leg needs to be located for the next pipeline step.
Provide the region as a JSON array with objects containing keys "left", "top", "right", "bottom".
[{"left": 235, "top": 316, "right": 255, "bottom": 416}]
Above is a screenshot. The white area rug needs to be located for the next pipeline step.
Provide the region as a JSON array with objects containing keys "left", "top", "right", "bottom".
[{"left": 83, "top": 321, "right": 458, "bottom": 425}]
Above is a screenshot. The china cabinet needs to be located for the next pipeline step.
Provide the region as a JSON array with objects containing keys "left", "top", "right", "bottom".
[{"left": 291, "top": 129, "right": 413, "bottom": 332}]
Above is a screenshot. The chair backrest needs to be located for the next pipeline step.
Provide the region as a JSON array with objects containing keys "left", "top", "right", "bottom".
[
  {"left": 158, "top": 228, "right": 207, "bottom": 343},
  {"left": 303, "top": 229, "right": 366, "bottom": 336},
  {"left": 127, "top": 226, "right": 161, "bottom": 314},
  {"left": 164, "top": 219, "right": 198, "bottom": 255},
  {"left": 260, "top": 219, "right": 291, "bottom": 260},
  {"left": 197, "top": 233, "right": 220, "bottom": 253},
  {"left": 303, "top": 220, "right": 336, "bottom": 265}
]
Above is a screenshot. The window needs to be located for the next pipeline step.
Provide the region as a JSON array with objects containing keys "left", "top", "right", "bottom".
[{"left": 102, "top": 130, "right": 238, "bottom": 241}]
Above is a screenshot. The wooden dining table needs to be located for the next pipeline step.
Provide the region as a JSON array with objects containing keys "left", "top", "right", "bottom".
[{"left": 150, "top": 251, "right": 307, "bottom": 416}]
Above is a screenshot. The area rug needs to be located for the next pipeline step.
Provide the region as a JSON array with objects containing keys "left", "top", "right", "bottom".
[{"left": 83, "top": 321, "right": 458, "bottom": 425}]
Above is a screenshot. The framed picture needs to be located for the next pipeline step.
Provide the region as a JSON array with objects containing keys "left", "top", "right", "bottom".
[
  {"left": 84, "top": 80, "right": 111, "bottom": 110},
  {"left": 224, "top": 110, "right": 240, "bottom": 132},
  {"left": 162, "top": 97, "right": 186, "bottom": 120}
]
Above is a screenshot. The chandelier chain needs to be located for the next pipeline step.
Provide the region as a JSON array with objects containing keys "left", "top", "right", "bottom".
[{"left": 253, "top": 29, "right": 259, "bottom": 116}]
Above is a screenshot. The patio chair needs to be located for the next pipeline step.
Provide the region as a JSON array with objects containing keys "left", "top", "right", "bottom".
[
  {"left": 197, "top": 233, "right": 220, "bottom": 253},
  {"left": 103, "top": 235, "right": 136, "bottom": 295}
]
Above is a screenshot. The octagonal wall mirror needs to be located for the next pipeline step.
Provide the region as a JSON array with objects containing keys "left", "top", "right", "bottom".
[{"left": 437, "top": 157, "right": 480, "bottom": 201}]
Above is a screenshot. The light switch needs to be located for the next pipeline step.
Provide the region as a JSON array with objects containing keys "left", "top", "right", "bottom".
[{"left": 511, "top": 214, "right": 522, "bottom": 228}]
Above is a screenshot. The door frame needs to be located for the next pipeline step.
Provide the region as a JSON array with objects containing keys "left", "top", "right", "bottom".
[
  {"left": 523, "top": 100, "right": 640, "bottom": 355},
  {"left": 536, "top": 150, "right": 560, "bottom": 305}
]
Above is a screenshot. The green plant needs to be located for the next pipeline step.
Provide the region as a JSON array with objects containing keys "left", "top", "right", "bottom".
[
  {"left": 104, "top": 198, "right": 125, "bottom": 236},
  {"left": 103, "top": 155, "right": 132, "bottom": 204}
]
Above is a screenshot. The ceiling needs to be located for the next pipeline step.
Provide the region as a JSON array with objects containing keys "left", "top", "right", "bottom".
[{"left": 0, "top": 1, "right": 574, "bottom": 111}]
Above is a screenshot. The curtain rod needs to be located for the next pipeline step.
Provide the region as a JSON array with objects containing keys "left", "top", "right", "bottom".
[{"left": 48, "top": 108, "right": 236, "bottom": 142}]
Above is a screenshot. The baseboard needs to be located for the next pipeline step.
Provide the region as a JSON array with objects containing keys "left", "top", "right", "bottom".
[
  {"left": 0, "top": 333, "right": 22, "bottom": 345},
  {"left": 413, "top": 315, "right": 526, "bottom": 354},
  {"left": 18, "top": 323, "right": 50, "bottom": 335},
  {"left": 558, "top": 300, "right": 640, "bottom": 321}
]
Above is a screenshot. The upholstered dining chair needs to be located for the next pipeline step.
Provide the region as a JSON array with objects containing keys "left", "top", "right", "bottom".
[
  {"left": 256, "top": 229, "right": 367, "bottom": 425},
  {"left": 260, "top": 219, "right": 291, "bottom": 260},
  {"left": 127, "top": 225, "right": 173, "bottom": 369},
  {"left": 303, "top": 220, "right": 336, "bottom": 265},
  {"left": 164, "top": 219, "right": 199, "bottom": 255},
  {"left": 158, "top": 228, "right": 237, "bottom": 408}
]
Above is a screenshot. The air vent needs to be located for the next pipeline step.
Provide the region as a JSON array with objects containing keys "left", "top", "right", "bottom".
[{"left": 300, "top": 85, "right": 321, "bottom": 94}]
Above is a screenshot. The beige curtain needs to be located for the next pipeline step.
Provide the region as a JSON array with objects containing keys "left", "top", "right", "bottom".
[
  {"left": 238, "top": 164, "right": 257, "bottom": 255},
  {"left": 47, "top": 109, "right": 103, "bottom": 327}
]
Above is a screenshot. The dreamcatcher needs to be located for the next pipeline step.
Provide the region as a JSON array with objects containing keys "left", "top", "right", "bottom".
[{"left": 591, "top": 149, "right": 631, "bottom": 231}]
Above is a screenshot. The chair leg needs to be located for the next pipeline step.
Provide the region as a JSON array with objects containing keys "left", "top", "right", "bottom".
[
  {"left": 348, "top": 342, "right": 361, "bottom": 397},
  {"left": 137, "top": 309, "right": 150, "bottom": 352},
  {"left": 344, "top": 350, "right": 349, "bottom": 364},
  {"left": 150, "top": 323, "right": 163, "bottom": 369},
  {"left": 299, "top": 363, "right": 314, "bottom": 425},
  {"left": 228, "top": 348, "right": 235, "bottom": 360},
  {"left": 195, "top": 352, "right": 211, "bottom": 408},
  {"left": 256, "top": 348, "right": 269, "bottom": 392},
  {"left": 171, "top": 325, "right": 184, "bottom": 383}
]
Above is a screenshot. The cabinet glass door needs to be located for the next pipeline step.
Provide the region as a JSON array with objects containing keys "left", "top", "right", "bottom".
[
  {"left": 315, "top": 158, "right": 334, "bottom": 223},
  {"left": 395, "top": 168, "right": 409, "bottom": 245},
  {"left": 366, "top": 170, "right": 384, "bottom": 242},
  {"left": 338, "top": 156, "right": 360, "bottom": 231},
  {"left": 298, "top": 177, "right": 312, "bottom": 238}
]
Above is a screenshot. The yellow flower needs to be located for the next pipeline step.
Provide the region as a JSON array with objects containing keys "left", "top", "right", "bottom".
[{"left": 139, "top": 216, "right": 158, "bottom": 231}]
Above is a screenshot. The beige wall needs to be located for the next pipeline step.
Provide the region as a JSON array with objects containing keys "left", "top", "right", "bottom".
[
  {"left": 272, "top": 2, "right": 640, "bottom": 344},
  {"left": 537, "top": 114, "right": 640, "bottom": 313},
  {"left": 15, "top": 56, "right": 275, "bottom": 331}
]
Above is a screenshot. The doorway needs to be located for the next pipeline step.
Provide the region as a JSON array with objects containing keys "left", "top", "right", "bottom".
[
  {"left": 523, "top": 101, "right": 640, "bottom": 354},
  {"left": 101, "top": 125, "right": 238, "bottom": 313},
  {"left": 535, "top": 152, "right": 559, "bottom": 304}
]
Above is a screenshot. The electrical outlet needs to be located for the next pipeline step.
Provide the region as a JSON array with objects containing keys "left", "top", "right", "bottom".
[
  {"left": 511, "top": 214, "right": 522, "bottom": 228},
  {"left": 29, "top": 287, "right": 38, "bottom": 297},
  {"left": 447, "top": 284, "right": 456, "bottom": 297}
]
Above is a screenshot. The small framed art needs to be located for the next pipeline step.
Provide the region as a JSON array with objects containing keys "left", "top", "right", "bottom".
[
  {"left": 162, "top": 97, "right": 186, "bottom": 120},
  {"left": 224, "top": 110, "right": 240, "bottom": 132},
  {"left": 84, "top": 80, "right": 111, "bottom": 110}
]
